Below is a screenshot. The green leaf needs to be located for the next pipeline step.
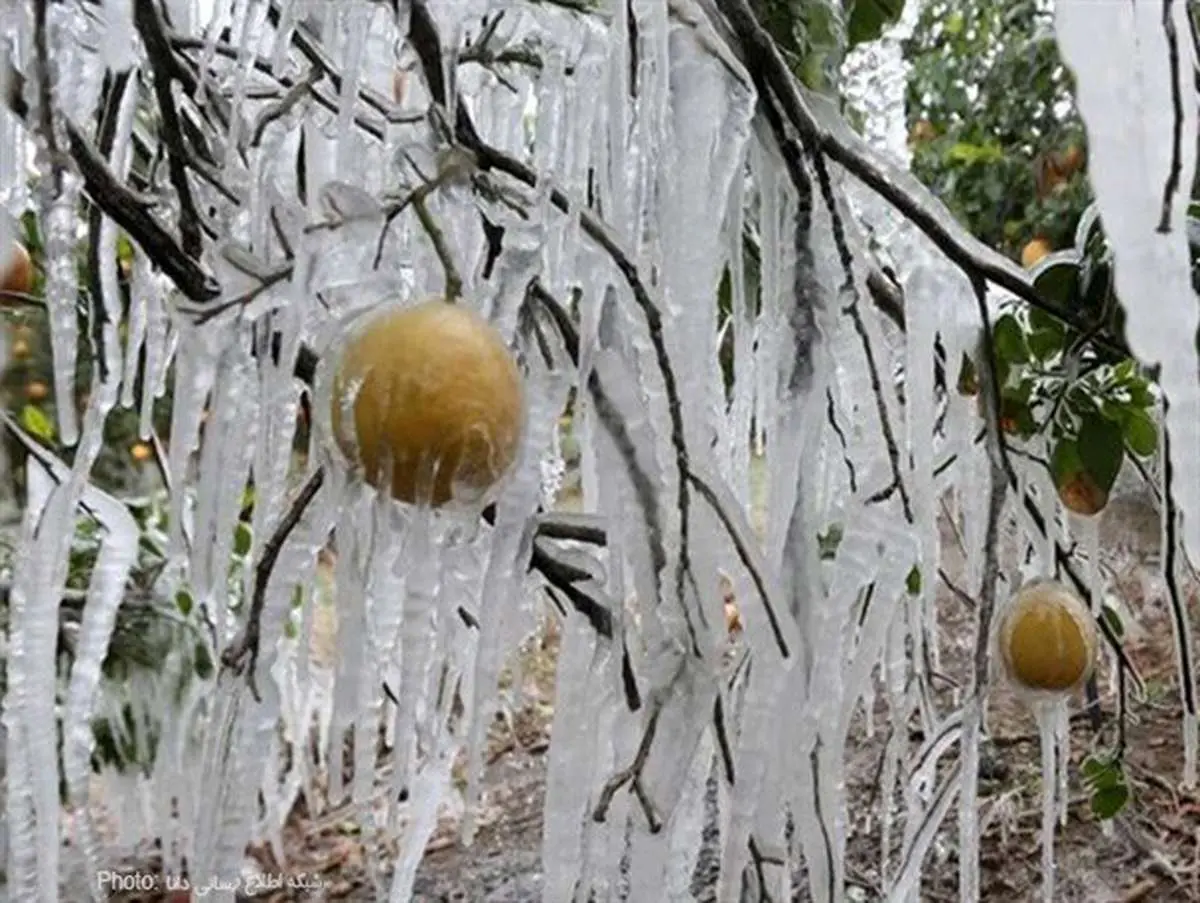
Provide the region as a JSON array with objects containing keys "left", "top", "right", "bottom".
[
  {"left": 1051, "top": 437, "right": 1084, "bottom": 487},
  {"left": 233, "top": 522, "right": 252, "bottom": 557},
  {"left": 1027, "top": 327, "right": 1062, "bottom": 361},
  {"left": 1077, "top": 412, "right": 1125, "bottom": 492},
  {"left": 992, "top": 313, "right": 1029, "bottom": 364},
  {"left": 956, "top": 352, "right": 979, "bottom": 395},
  {"left": 945, "top": 141, "right": 1005, "bottom": 165},
  {"left": 1030, "top": 251, "right": 1081, "bottom": 309},
  {"left": 1123, "top": 409, "right": 1158, "bottom": 458},
  {"left": 1126, "top": 376, "right": 1155, "bottom": 409},
  {"left": 175, "top": 589, "right": 193, "bottom": 617},
  {"left": 1100, "top": 604, "right": 1124, "bottom": 640},
  {"left": 847, "top": 0, "right": 906, "bottom": 47},
  {"left": 818, "top": 523, "right": 844, "bottom": 561},
  {"left": 19, "top": 404, "right": 55, "bottom": 442},
  {"left": 193, "top": 642, "right": 214, "bottom": 680},
  {"left": 906, "top": 564, "right": 922, "bottom": 595},
  {"left": 1090, "top": 784, "right": 1129, "bottom": 820}
]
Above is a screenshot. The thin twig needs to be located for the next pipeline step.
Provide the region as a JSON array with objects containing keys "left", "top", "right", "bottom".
[
  {"left": 135, "top": 0, "right": 204, "bottom": 258},
  {"left": 592, "top": 702, "right": 661, "bottom": 823}
]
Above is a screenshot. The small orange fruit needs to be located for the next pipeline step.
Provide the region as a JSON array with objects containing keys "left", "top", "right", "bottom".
[
  {"left": 25, "top": 380, "right": 48, "bottom": 402},
  {"left": 1057, "top": 470, "right": 1108, "bottom": 517},
  {"left": 130, "top": 442, "right": 152, "bottom": 463},
  {"left": 1060, "top": 145, "right": 1085, "bottom": 177},
  {"left": 1021, "top": 237, "right": 1053, "bottom": 269},
  {"left": 10, "top": 337, "right": 30, "bottom": 359},
  {"left": 329, "top": 300, "right": 525, "bottom": 507},
  {"left": 908, "top": 119, "right": 936, "bottom": 145},
  {"left": 998, "top": 579, "right": 1096, "bottom": 693},
  {"left": 1, "top": 244, "right": 33, "bottom": 297}
]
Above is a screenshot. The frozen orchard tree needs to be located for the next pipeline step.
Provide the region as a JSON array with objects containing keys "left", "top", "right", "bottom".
[{"left": 0, "top": 1, "right": 1196, "bottom": 901}]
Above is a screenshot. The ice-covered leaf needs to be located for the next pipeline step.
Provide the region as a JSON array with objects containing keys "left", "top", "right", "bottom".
[{"left": 1076, "top": 411, "right": 1124, "bottom": 493}]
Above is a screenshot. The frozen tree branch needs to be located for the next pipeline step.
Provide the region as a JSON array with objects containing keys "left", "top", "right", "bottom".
[
  {"left": 221, "top": 467, "right": 327, "bottom": 701},
  {"left": 134, "top": 0, "right": 204, "bottom": 259},
  {"left": 4, "top": 61, "right": 220, "bottom": 303}
]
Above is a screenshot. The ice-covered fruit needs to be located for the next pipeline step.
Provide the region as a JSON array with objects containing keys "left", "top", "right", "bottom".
[
  {"left": 998, "top": 579, "right": 1096, "bottom": 693},
  {"left": 1, "top": 243, "right": 32, "bottom": 297},
  {"left": 130, "top": 442, "right": 152, "bottom": 463},
  {"left": 330, "top": 300, "right": 524, "bottom": 507}
]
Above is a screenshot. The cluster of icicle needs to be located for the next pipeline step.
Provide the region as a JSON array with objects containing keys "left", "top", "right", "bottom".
[{"left": 1, "top": 0, "right": 1197, "bottom": 901}]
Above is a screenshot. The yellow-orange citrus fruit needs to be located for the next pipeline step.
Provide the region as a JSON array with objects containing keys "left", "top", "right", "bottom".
[
  {"left": 908, "top": 119, "right": 936, "bottom": 145},
  {"left": 1058, "top": 470, "right": 1108, "bottom": 517},
  {"left": 10, "top": 337, "right": 30, "bottom": 359},
  {"left": 999, "top": 579, "right": 1097, "bottom": 693},
  {"left": 1, "top": 244, "right": 33, "bottom": 297},
  {"left": 330, "top": 300, "right": 524, "bottom": 507},
  {"left": 130, "top": 442, "right": 153, "bottom": 463},
  {"left": 1060, "top": 145, "right": 1085, "bottom": 177},
  {"left": 1021, "top": 238, "right": 1053, "bottom": 269},
  {"left": 25, "top": 380, "right": 48, "bottom": 402}
]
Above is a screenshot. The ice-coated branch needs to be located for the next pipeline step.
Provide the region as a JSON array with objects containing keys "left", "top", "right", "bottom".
[
  {"left": 221, "top": 467, "right": 327, "bottom": 700},
  {"left": 134, "top": 0, "right": 204, "bottom": 259},
  {"left": 3, "top": 61, "right": 220, "bottom": 303},
  {"left": 1156, "top": 406, "right": 1196, "bottom": 722},
  {"left": 407, "top": 3, "right": 723, "bottom": 657},
  {"left": 592, "top": 701, "right": 663, "bottom": 831},
  {"left": 969, "top": 279, "right": 1010, "bottom": 694},
  {"left": 84, "top": 70, "right": 134, "bottom": 382},
  {"left": 1158, "top": 0, "right": 1186, "bottom": 234},
  {"left": 31, "top": 0, "right": 66, "bottom": 193}
]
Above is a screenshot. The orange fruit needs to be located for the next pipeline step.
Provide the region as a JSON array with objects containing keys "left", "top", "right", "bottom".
[
  {"left": 1058, "top": 145, "right": 1085, "bottom": 178},
  {"left": 1021, "top": 237, "right": 1053, "bottom": 269},
  {"left": 1, "top": 244, "right": 33, "bottom": 297},
  {"left": 130, "top": 442, "right": 152, "bottom": 463},
  {"left": 25, "top": 380, "right": 48, "bottom": 402},
  {"left": 998, "top": 579, "right": 1096, "bottom": 693},
  {"left": 1058, "top": 470, "right": 1108, "bottom": 517},
  {"left": 10, "top": 337, "right": 30, "bottom": 359},
  {"left": 908, "top": 119, "right": 936, "bottom": 145},
  {"left": 329, "top": 300, "right": 524, "bottom": 507}
]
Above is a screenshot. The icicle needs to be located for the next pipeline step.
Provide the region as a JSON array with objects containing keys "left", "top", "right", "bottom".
[
  {"left": 61, "top": 486, "right": 140, "bottom": 889},
  {"left": 1056, "top": 2, "right": 1200, "bottom": 566},
  {"left": 1034, "top": 699, "right": 1064, "bottom": 903},
  {"left": 42, "top": 193, "right": 82, "bottom": 447},
  {"left": 539, "top": 615, "right": 603, "bottom": 903},
  {"left": 335, "top": 3, "right": 371, "bottom": 174}
]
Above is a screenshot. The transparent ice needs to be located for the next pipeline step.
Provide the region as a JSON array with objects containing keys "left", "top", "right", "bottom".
[{"left": 0, "top": 1, "right": 1194, "bottom": 901}]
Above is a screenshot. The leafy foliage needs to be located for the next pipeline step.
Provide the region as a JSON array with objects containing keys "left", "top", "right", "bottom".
[{"left": 904, "top": 0, "right": 1090, "bottom": 259}]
